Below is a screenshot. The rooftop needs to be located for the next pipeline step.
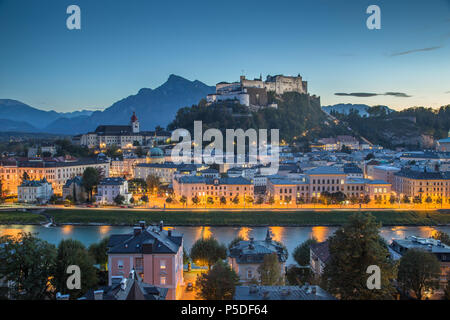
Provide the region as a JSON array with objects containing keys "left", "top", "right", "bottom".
[
  {"left": 108, "top": 223, "right": 182, "bottom": 255},
  {"left": 234, "top": 285, "right": 336, "bottom": 300}
]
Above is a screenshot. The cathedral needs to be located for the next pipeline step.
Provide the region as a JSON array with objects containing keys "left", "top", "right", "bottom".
[{"left": 79, "top": 112, "right": 169, "bottom": 149}]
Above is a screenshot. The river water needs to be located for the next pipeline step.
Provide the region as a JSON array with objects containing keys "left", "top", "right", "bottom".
[{"left": 1, "top": 224, "right": 449, "bottom": 265}]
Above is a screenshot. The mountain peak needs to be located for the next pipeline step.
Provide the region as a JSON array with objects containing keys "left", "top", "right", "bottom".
[{"left": 167, "top": 74, "right": 188, "bottom": 83}]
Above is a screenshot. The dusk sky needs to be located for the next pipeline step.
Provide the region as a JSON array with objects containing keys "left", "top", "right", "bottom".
[{"left": 0, "top": 0, "right": 449, "bottom": 112}]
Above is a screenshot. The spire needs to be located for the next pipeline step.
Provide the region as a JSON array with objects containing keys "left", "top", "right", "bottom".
[
  {"left": 265, "top": 229, "right": 272, "bottom": 242},
  {"left": 131, "top": 112, "right": 138, "bottom": 123}
]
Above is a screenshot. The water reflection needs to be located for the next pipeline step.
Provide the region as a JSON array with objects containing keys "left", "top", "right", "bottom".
[
  {"left": 237, "top": 227, "right": 251, "bottom": 240},
  {"left": 311, "top": 226, "right": 330, "bottom": 242}
]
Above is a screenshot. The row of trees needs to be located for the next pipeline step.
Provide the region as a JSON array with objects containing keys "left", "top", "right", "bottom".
[{"left": 0, "top": 233, "right": 109, "bottom": 300}]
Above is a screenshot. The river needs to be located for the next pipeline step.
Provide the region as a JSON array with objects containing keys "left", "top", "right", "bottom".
[{"left": 1, "top": 224, "right": 449, "bottom": 265}]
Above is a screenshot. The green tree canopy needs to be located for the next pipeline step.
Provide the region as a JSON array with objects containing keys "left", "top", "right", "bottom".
[
  {"left": 82, "top": 167, "right": 101, "bottom": 202},
  {"left": 88, "top": 237, "right": 110, "bottom": 271},
  {"left": 323, "top": 212, "right": 396, "bottom": 300},
  {"left": 397, "top": 249, "right": 441, "bottom": 300},
  {"left": 257, "top": 253, "right": 284, "bottom": 286},
  {"left": 190, "top": 237, "right": 227, "bottom": 270},
  {"left": 293, "top": 237, "right": 318, "bottom": 266},
  {"left": 114, "top": 194, "right": 125, "bottom": 205},
  {"left": 0, "top": 232, "right": 57, "bottom": 300},
  {"left": 53, "top": 239, "right": 98, "bottom": 299},
  {"left": 146, "top": 174, "right": 161, "bottom": 194}
]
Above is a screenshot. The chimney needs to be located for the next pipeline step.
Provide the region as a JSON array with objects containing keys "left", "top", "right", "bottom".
[
  {"left": 133, "top": 227, "right": 142, "bottom": 236},
  {"left": 94, "top": 290, "right": 104, "bottom": 300},
  {"left": 120, "top": 278, "right": 127, "bottom": 291},
  {"left": 159, "top": 221, "right": 164, "bottom": 231},
  {"left": 129, "top": 269, "right": 135, "bottom": 280}
]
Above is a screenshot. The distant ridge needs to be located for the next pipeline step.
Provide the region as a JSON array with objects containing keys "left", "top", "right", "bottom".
[
  {"left": 22, "top": 74, "right": 214, "bottom": 135},
  {"left": 322, "top": 103, "right": 394, "bottom": 117}
]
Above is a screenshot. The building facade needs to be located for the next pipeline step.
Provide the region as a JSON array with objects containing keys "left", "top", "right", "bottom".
[
  {"left": 107, "top": 222, "right": 184, "bottom": 300},
  {"left": 18, "top": 179, "right": 53, "bottom": 204},
  {"left": 95, "top": 177, "right": 132, "bottom": 204},
  {"left": 0, "top": 159, "right": 109, "bottom": 195},
  {"left": 228, "top": 231, "right": 288, "bottom": 284},
  {"left": 172, "top": 176, "right": 254, "bottom": 205}
]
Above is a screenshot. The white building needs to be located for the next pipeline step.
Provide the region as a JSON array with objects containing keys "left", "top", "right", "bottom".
[
  {"left": 95, "top": 177, "right": 132, "bottom": 205},
  {"left": 18, "top": 179, "right": 53, "bottom": 204}
]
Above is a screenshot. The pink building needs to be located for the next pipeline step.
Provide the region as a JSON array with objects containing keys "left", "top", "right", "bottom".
[{"left": 107, "top": 221, "right": 184, "bottom": 300}]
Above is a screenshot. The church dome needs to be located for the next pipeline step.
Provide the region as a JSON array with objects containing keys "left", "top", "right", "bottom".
[{"left": 148, "top": 147, "right": 164, "bottom": 158}]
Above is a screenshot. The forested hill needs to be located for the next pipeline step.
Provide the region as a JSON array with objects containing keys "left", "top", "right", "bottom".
[
  {"left": 332, "top": 105, "right": 450, "bottom": 149},
  {"left": 167, "top": 92, "right": 350, "bottom": 146}
]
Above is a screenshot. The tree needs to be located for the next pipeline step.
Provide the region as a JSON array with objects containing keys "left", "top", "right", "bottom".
[
  {"left": 54, "top": 239, "right": 98, "bottom": 299},
  {"left": 255, "top": 196, "right": 264, "bottom": 205},
  {"left": 190, "top": 237, "right": 227, "bottom": 270},
  {"left": 220, "top": 196, "right": 227, "bottom": 205},
  {"left": 0, "top": 232, "right": 57, "bottom": 300},
  {"left": 397, "top": 249, "right": 441, "bottom": 300},
  {"left": 245, "top": 196, "right": 254, "bottom": 205},
  {"left": 341, "top": 145, "right": 352, "bottom": 154},
  {"left": 444, "top": 276, "right": 450, "bottom": 300},
  {"left": 180, "top": 196, "right": 187, "bottom": 206},
  {"left": 364, "top": 153, "right": 375, "bottom": 161},
  {"left": 82, "top": 167, "right": 100, "bottom": 202},
  {"left": 425, "top": 196, "right": 433, "bottom": 204},
  {"left": 140, "top": 195, "right": 149, "bottom": 203},
  {"left": 389, "top": 195, "right": 397, "bottom": 205},
  {"left": 402, "top": 195, "right": 410, "bottom": 204},
  {"left": 88, "top": 237, "right": 110, "bottom": 271},
  {"left": 257, "top": 253, "right": 284, "bottom": 285},
  {"left": 293, "top": 238, "right": 318, "bottom": 266},
  {"left": 21, "top": 171, "right": 30, "bottom": 182},
  {"left": 183, "top": 247, "right": 190, "bottom": 265},
  {"left": 207, "top": 197, "right": 214, "bottom": 205},
  {"left": 232, "top": 195, "right": 239, "bottom": 205},
  {"left": 146, "top": 174, "right": 161, "bottom": 194},
  {"left": 195, "top": 260, "right": 239, "bottom": 300},
  {"left": 268, "top": 196, "right": 275, "bottom": 205},
  {"left": 114, "top": 194, "right": 125, "bottom": 205},
  {"left": 362, "top": 195, "right": 371, "bottom": 205},
  {"left": 432, "top": 231, "right": 450, "bottom": 246},
  {"left": 165, "top": 197, "right": 173, "bottom": 204},
  {"left": 322, "top": 213, "right": 396, "bottom": 299},
  {"left": 413, "top": 196, "right": 422, "bottom": 204},
  {"left": 192, "top": 195, "right": 200, "bottom": 205},
  {"left": 228, "top": 236, "right": 244, "bottom": 250}
]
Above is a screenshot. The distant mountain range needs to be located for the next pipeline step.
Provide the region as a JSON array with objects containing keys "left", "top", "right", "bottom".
[
  {"left": 322, "top": 104, "right": 394, "bottom": 117},
  {"left": 0, "top": 75, "right": 215, "bottom": 135}
]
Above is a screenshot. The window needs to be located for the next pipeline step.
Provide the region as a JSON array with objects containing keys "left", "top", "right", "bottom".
[
  {"left": 160, "top": 260, "right": 166, "bottom": 270},
  {"left": 118, "top": 260, "right": 124, "bottom": 269},
  {"left": 160, "top": 276, "right": 166, "bottom": 285},
  {"left": 247, "top": 269, "right": 253, "bottom": 279}
]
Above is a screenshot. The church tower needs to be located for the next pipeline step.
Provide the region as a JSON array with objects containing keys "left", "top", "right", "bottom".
[{"left": 130, "top": 112, "right": 139, "bottom": 133}]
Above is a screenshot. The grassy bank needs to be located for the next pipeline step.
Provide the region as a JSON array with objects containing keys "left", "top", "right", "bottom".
[
  {"left": 0, "top": 210, "right": 47, "bottom": 224},
  {"left": 0, "top": 208, "right": 446, "bottom": 226}
]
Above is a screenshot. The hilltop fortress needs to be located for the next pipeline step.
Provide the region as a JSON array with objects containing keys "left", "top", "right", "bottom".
[{"left": 207, "top": 74, "right": 318, "bottom": 110}]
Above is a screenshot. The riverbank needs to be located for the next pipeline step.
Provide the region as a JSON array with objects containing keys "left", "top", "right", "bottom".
[{"left": 0, "top": 208, "right": 449, "bottom": 227}]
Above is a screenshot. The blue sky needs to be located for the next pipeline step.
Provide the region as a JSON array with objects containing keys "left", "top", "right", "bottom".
[{"left": 0, "top": 0, "right": 449, "bottom": 112}]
